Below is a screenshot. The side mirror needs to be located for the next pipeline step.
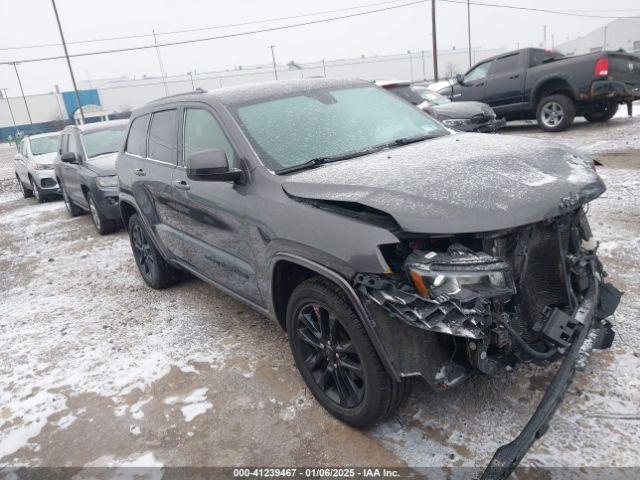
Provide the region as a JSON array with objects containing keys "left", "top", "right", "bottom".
[
  {"left": 60, "top": 152, "right": 79, "bottom": 164},
  {"left": 455, "top": 73, "right": 465, "bottom": 84},
  {"left": 186, "top": 149, "right": 243, "bottom": 182}
]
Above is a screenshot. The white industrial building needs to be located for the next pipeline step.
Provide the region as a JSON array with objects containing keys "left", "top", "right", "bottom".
[{"left": 555, "top": 17, "right": 640, "bottom": 56}]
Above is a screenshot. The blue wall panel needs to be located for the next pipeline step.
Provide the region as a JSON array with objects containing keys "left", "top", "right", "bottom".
[{"left": 61, "top": 89, "right": 101, "bottom": 119}]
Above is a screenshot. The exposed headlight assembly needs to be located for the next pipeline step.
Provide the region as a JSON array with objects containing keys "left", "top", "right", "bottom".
[
  {"left": 442, "top": 119, "right": 469, "bottom": 127},
  {"left": 405, "top": 245, "right": 515, "bottom": 303},
  {"left": 96, "top": 175, "right": 118, "bottom": 188},
  {"left": 33, "top": 163, "right": 54, "bottom": 170}
]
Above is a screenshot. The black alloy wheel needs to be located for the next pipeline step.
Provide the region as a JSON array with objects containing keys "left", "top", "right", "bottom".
[
  {"left": 131, "top": 221, "right": 155, "bottom": 280},
  {"left": 295, "top": 302, "right": 365, "bottom": 408}
]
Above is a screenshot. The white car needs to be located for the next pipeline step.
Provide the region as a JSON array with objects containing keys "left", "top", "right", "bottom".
[{"left": 14, "top": 132, "right": 62, "bottom": 202}]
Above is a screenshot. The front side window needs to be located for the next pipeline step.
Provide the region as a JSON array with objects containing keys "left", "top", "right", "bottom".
[
  {"left": 491, "top": 54, "right": 520, "bottom": 75},
  {"left": 82, "top": 125, "right": 127, "bottom": 159},
  {"left": 183, "top": 109, "right": 236, "bottom": 168},
  {"left": 30, "top": 135, "right": 59, "bottom": 155},
  {"left": 148, "top": 110, "right": 177, "bottom": 163},
  {"left": 465, "top": 61, "right": 492, "bottom": 82},
  {"left": 232, "top": 86, "right": 447, "bottom": 172},
  {"left": 126, "top": 114, "right": 150, "bottom": 157}
]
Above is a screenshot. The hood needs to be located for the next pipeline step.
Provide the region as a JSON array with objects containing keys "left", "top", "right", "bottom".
[
  {"left": 426, "top": 101, "right": 492, "bottom": 120},
  {"left": 281, "top": 134, "right": 605, "bottom": 234},
  {"left": 85, "top": 152, "right": 118, "bottom": 175},
  {"left": 31, "top": 152, "right": 57, "bottom": 165}
]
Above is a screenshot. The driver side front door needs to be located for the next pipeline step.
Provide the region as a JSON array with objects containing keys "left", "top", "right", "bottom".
[{"left": 452, "top": 59, "right": 492, "bottom": 102}]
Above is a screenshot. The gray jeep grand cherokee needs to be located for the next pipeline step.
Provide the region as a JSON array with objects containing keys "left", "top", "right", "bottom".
[{"left": 117, "top": 79, "right": 620, "bottom": 477}]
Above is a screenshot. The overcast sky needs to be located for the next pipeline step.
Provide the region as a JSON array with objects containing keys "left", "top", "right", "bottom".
[{"left": 1, "top": 0, "right": 639, "bottom": 95}]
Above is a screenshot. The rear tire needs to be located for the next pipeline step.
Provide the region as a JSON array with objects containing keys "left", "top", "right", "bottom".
[
  {"left": 536, "top": 94, "right": 575, "bottom": 132},
  {"left": 61, "top": 182, "right": 83, "bottom": 217},
  {"left": 17, "top": 175, "right": 33, "bottom": 198},
  {"left": 286, "top": 276, "right": 409, "bottom": 427},
  {"left": 127, "top": 213, "right": 182, "bottom": 289},
  {"left": 88, "top": 193, "right": 119, "bottom": 235},
  {"left": 584, "top": 102, "right": 618, "bottom": 123}
]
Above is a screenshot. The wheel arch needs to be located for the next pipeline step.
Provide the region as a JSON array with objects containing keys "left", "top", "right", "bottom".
[
  {"left": 119, "top": 199, "right": 138, "bottom": 229},
  {"left": 532, "top": 77, "right": 576, "bottom": 107},
  {"left": 270, "top": 252, "right": 400, "bottom": 382}
]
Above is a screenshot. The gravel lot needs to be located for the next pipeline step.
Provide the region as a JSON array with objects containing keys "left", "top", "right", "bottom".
[{"left": 1, "top": 116, "right": 639, "bottom": 475}]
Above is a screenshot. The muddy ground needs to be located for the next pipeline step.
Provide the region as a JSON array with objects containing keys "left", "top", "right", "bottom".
[{"left": 1, "top": 118, "right": 639, "bottom": 477}]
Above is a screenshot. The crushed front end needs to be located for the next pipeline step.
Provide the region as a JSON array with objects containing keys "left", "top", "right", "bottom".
[{"left": 354, "top": 206, "right": 621, "bottom": 477}]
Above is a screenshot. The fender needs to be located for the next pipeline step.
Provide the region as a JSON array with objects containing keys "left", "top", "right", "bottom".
[
  {"left": 528, "top": 74, "right": 579, "bottom": 108},
  {"left": 270, "top": 252, "right": 401, "bottom": 382}
]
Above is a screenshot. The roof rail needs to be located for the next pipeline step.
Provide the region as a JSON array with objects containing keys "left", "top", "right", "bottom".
[{"left": 150, "top": 88, "right": 208, "bottom": 103}]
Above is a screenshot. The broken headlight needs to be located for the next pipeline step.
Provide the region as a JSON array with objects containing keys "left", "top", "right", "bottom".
[{"left": 405, "top": 245, "right": 515, "bottom": 303}]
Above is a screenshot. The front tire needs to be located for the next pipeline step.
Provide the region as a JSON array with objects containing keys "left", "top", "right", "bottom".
[
  {"left": 88, "top": 193, "right": 119, "bottom": 235},
  {"left": 127, "top": 213, "right": 182, "bottom": 289},
  {"left": 536, "top": 94, "right": 575, "bottom": 132},
  {"left": 286, "top": 277, "right": 409, "bottom": 427},
  {"left": 17, "top": 175, "right": 33, "bottom": 198},
  {"left": 30, "top": 178, "right": 45, "bottom": 203},
  {"left": 61, "top": 182, "right": 83, "bottom": 217},
  {"left": 584, "top": 102, "right": 618, "bottom": 123}
]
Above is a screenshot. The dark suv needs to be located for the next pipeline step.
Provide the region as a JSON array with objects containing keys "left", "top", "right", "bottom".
[{"left": 117, "top": 79, "right": 619, "bottom": 476}]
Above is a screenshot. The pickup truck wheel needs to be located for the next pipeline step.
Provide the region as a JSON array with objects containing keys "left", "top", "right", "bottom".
[
  {"left": 536, "top": 94, "right": 575, "bottom": 132},
  {"left": 127, "top": 213, "right": 181, "bottom": 289},
  {"left": 17, "top": 175, "right": 33, "bottom": 198},
  {"left": 584, "top": 102, "right": 618, "bottom": 123},
  {"left": 61, "top": 183, "right": 83, "bottom": 217},
  {"left": 286, "top": 277, "right": 407, "bottom": 427},
  {"left": 88, "top": 193, "right": 119, "bottom": 235}
]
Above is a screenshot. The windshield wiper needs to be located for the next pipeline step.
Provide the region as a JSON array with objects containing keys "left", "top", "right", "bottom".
[{"left": 276, "top": 133, "right": 443, "bottom": 175}]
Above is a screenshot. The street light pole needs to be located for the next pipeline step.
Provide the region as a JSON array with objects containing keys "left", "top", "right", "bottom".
[
  {"left": 51, "top": 0, "right": 85, "bottom": 124},
  {"left": 187, "top": 72, "right": 195, "bottom": 91},
  {"left": 12, "top": 63, "right": 32, "bottom": 124},
  {"left": 269, "top": 45, "right": 278, "bottom": 80},
  {"left": 543, "top": 25, "right": 547, "bottom": 49},
  {"left": 467, "top": 0, "right": 472, "bottom": 68},
  {"left": 431, "top": 0, "right": 438, "bottom": 81}
]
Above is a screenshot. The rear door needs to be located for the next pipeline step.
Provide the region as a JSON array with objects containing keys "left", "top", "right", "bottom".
[
  {"left": 129, "top": 109, "right": 178, "bottom": 240},
  {"left": 169, "top": 104, "right": 263, "bottom": 305},
  {"left": 482, "top": 52, "right": 526, "bottom": 107},
  {"left": 453, "top": 59, "right": 493, "bottom": 102}
]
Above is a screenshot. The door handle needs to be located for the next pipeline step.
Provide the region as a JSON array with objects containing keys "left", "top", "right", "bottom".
[
  {"left": 509, "top": 74, "right": 520, "bottom": 79},
  {"left": 174, "top": 179, "right": 190, "bottom": 190},
  {"left": 133, "top": 168, "right": 146, "bottom": 176}
]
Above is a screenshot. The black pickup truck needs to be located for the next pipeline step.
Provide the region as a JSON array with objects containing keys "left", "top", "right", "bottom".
[{"left": 434, "top": 47, "right": 640, "bottom": 131}]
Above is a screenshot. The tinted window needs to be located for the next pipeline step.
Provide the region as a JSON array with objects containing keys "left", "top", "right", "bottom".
[
  {"left": 68, "top": 134, "right": 81, "bottom": 155},
  {"left": 126, "top": 114, "right": 150, "bottom": 157},
  {"left": 491, "top": 54, "right": 520, "bottom": 75},
  {"left": 465, "top": 61, "right": 492, "bottom": 81},
  {"left": 148, "top": 110, "right": 176, "bottom": 163},
  {"left": 83, "top": 125, "right": 127, "bottom": 158},
  {"left": 233, "top": 86, "right": 447, "bottom": 171},
  {"left": 183, "top": 109, "right": 236, "bottom": 168}
]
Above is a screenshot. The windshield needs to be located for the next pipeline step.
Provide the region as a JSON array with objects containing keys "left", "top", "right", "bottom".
[
  {"left": 30, "top": 135, "right": 59, "bottom": 155},
  {"left": 412, "top": 86, "right": 451, "bottom": 105},
  {"left": 232, "top": 85, "right": 448, "bottom": 172},
  {"left": 83, "top": 125, "right": 127, "bottom": 158}
]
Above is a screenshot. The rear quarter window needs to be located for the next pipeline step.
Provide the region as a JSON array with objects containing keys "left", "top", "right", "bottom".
[{"left": 126, "top": 114, "right": 151, "bottom": 157}]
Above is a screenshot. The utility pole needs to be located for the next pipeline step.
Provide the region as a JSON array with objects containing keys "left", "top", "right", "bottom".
[
  {"left": 322, "top": 59, "right": 326, "bottom": 77},
  {"left": 12, "top": 63, "right": 32, "bottom": 124},
  {"left": 421, "top": 50, "right": 426, "bottom": 80},
  {"left": 187, "top": 71, "right": 195, "bottom": 91},
  {"left": 551, "top": 34, "right": 555, "bottom": 49},
  {"left": 431, "top": 0, "right": 438, "bottom": 81},
  {"left": 1, "top": 88, "right": 17, "bottom": 131},
  {"left": 603, "top": 26, "right": 607, "bottom": 50},
  {"left": 467, "top": 0, "right": 472, "bottom": 68},
  {"left": 269, "top": 45, "right": 278, "bottom": 80},
  {"left": 153, "top": 29, "right": 169, "bottom": 96},
  {"left": 543, "top": 25, "right": 547, "bottom": 49},
  {"left": 408, "top": 51, "right": 414, "bottom": 82},
  {"left": 51, "top": 0, "right": 85, "bottom": 124}
]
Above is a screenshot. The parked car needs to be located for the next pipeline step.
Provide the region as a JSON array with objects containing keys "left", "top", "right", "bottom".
[
  {"left": 14, "top": 131, "right": 62, "bottom": 202},
  {"left": 54, "top": 120, "right": 128, "bottom": 234},
  {"left": 378, "top": 80, "right": 505, "bottom": 132},
  {"left": 433, "top": 47, "right": 640, "bottom": 131},
  {"left": 117, "top": 79, "right": 619, "bottom": 477}
]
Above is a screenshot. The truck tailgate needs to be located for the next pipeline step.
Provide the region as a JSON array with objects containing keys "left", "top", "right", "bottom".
[{"left": 608, "top": 53, "right": 640, "bottom": 86}]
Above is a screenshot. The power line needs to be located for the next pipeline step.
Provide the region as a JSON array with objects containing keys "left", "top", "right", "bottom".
[
  {"left": 0, "top": 0, "right": 411, "bottom": 52},
  {"left": 0, "top": 0, "right": 427, "bottom": 65}
]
